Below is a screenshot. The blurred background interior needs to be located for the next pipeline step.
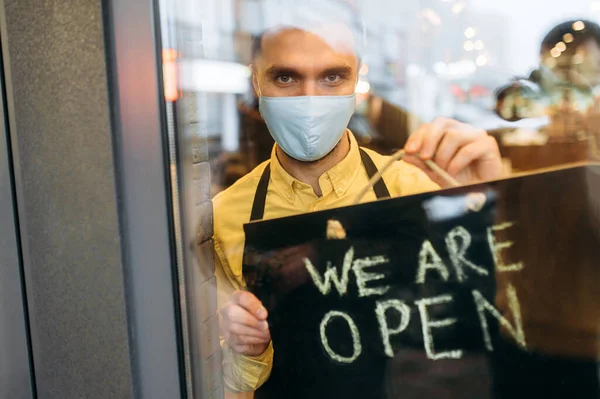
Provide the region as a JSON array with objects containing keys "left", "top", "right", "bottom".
[{"left": 159, "top": 0, "right": 600, "bottom": 195}]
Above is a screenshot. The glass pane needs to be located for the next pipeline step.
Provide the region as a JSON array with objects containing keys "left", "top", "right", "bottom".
[{"left": 156, "top": 0, "right": 600, "bottom": 397}]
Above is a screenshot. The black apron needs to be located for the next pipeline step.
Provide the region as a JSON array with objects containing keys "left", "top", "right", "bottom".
[{"left": 245, "top": 149, "right": 389, "bottom": 399}]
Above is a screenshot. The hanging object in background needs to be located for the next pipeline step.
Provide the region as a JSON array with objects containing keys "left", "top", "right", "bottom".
[
  {"left": 494, "top": 79, "right": 545, "bottom": 122},
  {"left": 493, "top": 19, "right": 600, "bottom": 143}
]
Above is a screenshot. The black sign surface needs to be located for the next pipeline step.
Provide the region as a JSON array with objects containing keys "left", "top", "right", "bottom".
[{"left": 243, "top": 164, "right": 600, "bottom": 399}]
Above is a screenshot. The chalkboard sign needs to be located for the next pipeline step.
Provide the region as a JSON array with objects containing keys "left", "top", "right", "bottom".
[{"left": 243, "top": 164, "right": 600, "bottom": 399}]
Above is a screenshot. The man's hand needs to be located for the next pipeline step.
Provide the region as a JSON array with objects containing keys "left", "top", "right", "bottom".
[
  {"left": 404, "top": 117, "right": 502, "bottom": 187},
  {"left": 220, "top": 290, "right": 271, "bottom": 357}
]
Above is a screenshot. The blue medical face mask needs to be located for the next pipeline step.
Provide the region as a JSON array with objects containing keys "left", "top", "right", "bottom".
[{"left": 258, "top": 93, "right": 356, "bottom": 162}]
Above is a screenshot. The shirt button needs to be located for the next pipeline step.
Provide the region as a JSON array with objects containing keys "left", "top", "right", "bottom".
[{"left": 337, "top": 187, "right": 343, "bottom": 193}]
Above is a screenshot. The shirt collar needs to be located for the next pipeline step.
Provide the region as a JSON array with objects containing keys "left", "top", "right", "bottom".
[{"left": 269, "top": 130, "right": 363, "bottom": 204}]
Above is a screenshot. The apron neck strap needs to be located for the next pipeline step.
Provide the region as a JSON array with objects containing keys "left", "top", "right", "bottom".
[
  {"left": 249, "top": 148, "right": 390, "bottom": 222},
  {"left": 358, "top": 148, "right": 391, "bottom": 199},
  {"left": 250, "top": 164, "right": 271, "bottom": 222}
]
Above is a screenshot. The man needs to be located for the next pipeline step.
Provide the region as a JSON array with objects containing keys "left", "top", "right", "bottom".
[{"left": 213, "top": 21, "right": 502, "bottom": 394}]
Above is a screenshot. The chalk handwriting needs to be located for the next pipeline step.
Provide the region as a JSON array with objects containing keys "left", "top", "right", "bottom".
[
  {"left": 487, "top": 222, "right": 524, "bottom": 272},
  {"left": 353, "top": 256, "right": 390, "bottom": 297},
  {"left": 305, "top": 248, "right": 391, "bottom": 297},
  {"left": 416, "top": 240, "right": 450, "bottom": 284},
  {"left": 446, "top": 226, "right": 488, "bottom": 282},
  {"left": 320, "top": 310, "right": 362, "bottom": 363},
  {"left": 304, "top": 247, "right": 354, "bottom": 296},
  {"left": 318, "top": 287, "right": 526, "bottom": 363},
  {"left": 415, "top": 295, "right": 464, "bottom": 360},
  {"left": 375, "top": 299, "right": 411, "bottom": 357},
  {"left": 473, "top": 284, "right": 527, "bottom": 350},
  {"left": 308, "top": 219, "right": 527, "bottom": 364}
]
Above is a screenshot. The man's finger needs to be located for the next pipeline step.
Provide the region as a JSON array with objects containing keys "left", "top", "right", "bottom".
[
  {"left": 229, "top": 322, "right": 270, "bottom": 338},
  {"left": 224, "top": 304, "right": 269, "bottom": 330},
  {"left": 405, "top": 124, "right": 426, "bottom": 154},
  {"left": 231, "top": 290, "right": 268, "bottom": 320},
  {"left": 230, "top": 342, "right": 270, "bottom": 356},
  {"left": 420, "top": 118, "right": 452, "bottom": 159},
  {"left": 446, "top": 137, "right": 498, "bottom": 178},
  {"left": 231, "top": 334, "right": 272, "bottom": 346},
  {"left": 434, "top": 127, "right": 483, "bottom": 170}
]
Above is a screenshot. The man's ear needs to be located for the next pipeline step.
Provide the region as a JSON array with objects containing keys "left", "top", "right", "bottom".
[{"left": 251, "top": 65, "right": 260, "bottom": 97}]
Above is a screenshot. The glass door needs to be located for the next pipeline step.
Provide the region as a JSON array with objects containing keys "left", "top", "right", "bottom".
[{"left": 154, "top": 1, "right": 600, "bottom": 398}]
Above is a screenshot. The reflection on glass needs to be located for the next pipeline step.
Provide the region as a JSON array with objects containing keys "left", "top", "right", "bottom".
[{"left": 156, "top": 0, "right": 600, "bottom": 398}]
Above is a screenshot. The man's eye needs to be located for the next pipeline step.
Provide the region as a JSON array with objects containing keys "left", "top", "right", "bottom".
[
  {"left": 325, "top": 74, "right": 341, "bottom": 83},
  {"left": 276, "top": 75, "right": 293, "bottom": 84}
]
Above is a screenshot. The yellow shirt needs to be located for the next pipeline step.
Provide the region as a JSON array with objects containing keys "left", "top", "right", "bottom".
[{"left": 213, "top": 132, "right": 439, "bottom": 393}]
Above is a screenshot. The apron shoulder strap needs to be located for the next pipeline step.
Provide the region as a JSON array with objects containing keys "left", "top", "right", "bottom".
[
  {"left": 250, "top": 163, "right": 271, "bottom": 222},
  {"left": 249, "top": 148, "right": 390, "bottom": 222},
  {"left": 359, "top": 148, "right": 391, "bottom": 199}
]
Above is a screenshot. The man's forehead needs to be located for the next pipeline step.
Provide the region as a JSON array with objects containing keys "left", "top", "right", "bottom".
[{"left": 260, "top": 24, "right": 358, "bottom": 60}]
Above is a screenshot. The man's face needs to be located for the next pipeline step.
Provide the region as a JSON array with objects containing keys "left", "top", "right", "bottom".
[{"left": 252, "top": 27, "right": 359, "bottom": 98}]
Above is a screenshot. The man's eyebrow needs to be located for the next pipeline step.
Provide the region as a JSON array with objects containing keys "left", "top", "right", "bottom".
[
  {"left": 264, "top": 65, "right": 354, "bottom": 77},
  {"left": 265, "top": 66, "right": 301, "bottom": 77},
  {"left": 320, "top": 66, "right": 353, "bottom": 76}
]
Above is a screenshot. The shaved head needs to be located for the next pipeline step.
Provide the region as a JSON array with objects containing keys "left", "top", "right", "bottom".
[{"left": 252, "top": 26, "right": 359, "bottom": 98}]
